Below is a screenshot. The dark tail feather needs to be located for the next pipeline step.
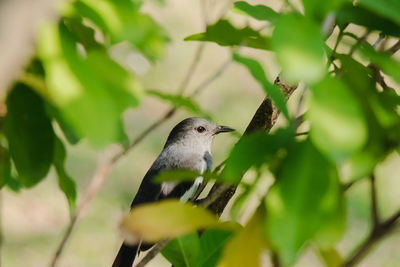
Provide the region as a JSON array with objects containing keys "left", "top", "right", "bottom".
[{"left": 112, "top": 243, "right": 139, "bottom": 267}]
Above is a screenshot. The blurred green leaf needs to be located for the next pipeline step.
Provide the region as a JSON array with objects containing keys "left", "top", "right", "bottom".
[
  {"left": 219, "top": 212, "right": 266, "bottom": 267},
  {"left": 232, "top": 2, "right": 279, "bottom": 22},
  {"left": 338, "top": 54, "right": 400, "bottom": 179},
  {"left": 53, "top": 137, "right": 77, "bottom": 214},
  {"left": 302, "top": 0, "right": 347, "bottom": 21},
  {"left": 185, "top": 20, "right": 270, "bottom": 50},
  {"left": 0, "top": 146, "right": 11, "bottom": 189},
  {"left": 121, "top": 200, "right": 221, "bottom": 243},
  {"left": 307, "top": 75, "right": 368, "bottom": 161},
  {"left": 4, "top": 83, "right": 55, "bottom": 187},
  {"left": 359, "top": 43, "right": 400, "bottom": 85},
  {"left": 272, "top": 14, "right": 326, "bottom": 84},
  {"left": 196, "top": 228, "right": 234, "bottom": 267},
  {"left": 223, "top": 128, "right": 293, "bottom": 184},
  {"left": 336, "top": 4, "right": 400, "bottom": 37},
  {"left": 162, "top": 232, "right": 200, "bottom": 267},
  {"left": 63, "top": 17, "right": 102, "bottom": 49},
  {"left": 37, "top": 21, "right": 142, "bottom": 147},
  {"left": 264, "top": 140, "right": 345, "bottom": 265},
  {"left": 358, "top": 0, "right": 400, "bottom": 25},
  {"left": 233, "top": 53, "right": 289, "bottom": 120},
  {"left": 73, "top": 0, "right": 169, "bottom": 60},
  {"left": 318, "top": 247, "right": 343, "bottom": 267},
  {"left": 45, "top": 103, "right": 80, "bottom": 145},
  {"left": 147, "top": 90, "right": 211, "bottom": 119}
]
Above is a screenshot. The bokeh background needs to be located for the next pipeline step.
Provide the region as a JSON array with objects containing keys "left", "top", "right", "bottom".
[{"left": 1, "top": 0, "right": 400, "bottom": 266}]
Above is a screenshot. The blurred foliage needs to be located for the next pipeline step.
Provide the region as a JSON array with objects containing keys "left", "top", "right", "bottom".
[{"left": 1, "top": 0, "right": 400, "bottom": 266}]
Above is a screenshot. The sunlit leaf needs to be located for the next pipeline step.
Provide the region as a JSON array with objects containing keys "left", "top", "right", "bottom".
[
  {"left": 37, "top": 21, "right": 142, "bottom": 147},
  {"left": 162, "top": 233, "right": 200, "bottom": 267},
  {"left": 147, "top": 90, "right": 211, "bottom": 119},
  {"left": 233, "top": 2, "right": 279, "bottom": 22},
  {"left": 4, "top": 83, "right": 55, "bottom": 187},
  {"left": 233, "top": 53, "right": 289, "bottom": 120},
  {"left": 185, "top": 20, "right": 270, "bottom": 50},
  {"left": 53, "top": 137, "right": 77, "bottom": 214},
  {"left": 73, "top": 0, "right": 169, "bottom": 60},
  {"left": 336, "top": 4, "right": 400, "bottom": 37},
  {"left": 318, "top": 247, "right": 343, "bottom": 267},
  {"left": 272, "top": 14, "right": 326, "bottom": 84},
  {"left": 264, "top": 140, "right": 345, "bottom": 265},
  {"left": 219, "top": 212, "right": 266, "bottom": 267},
  {"left": 222, "top": 128, "right": 293, "bottom": 184},
  {"left": 120, "top": 200, "right": 220, "bottom": 243},
  {"left": 308, "top": 76, "right": 368, "bottom": 161}
]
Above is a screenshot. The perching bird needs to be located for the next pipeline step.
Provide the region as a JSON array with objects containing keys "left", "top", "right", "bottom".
[{"left": 112, "top": 117, "right": 234, "bottom": 267}]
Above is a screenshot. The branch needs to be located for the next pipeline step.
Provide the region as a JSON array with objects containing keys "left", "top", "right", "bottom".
[
  {"left": 205, "top": 76, "right": 297, "bottom": 216},
  {"left": 342, "top": 209, "right": 400, "bottom": 267},
  {"left": 386, "top": 40, "right": 400, "bottom": 55},
  {"left": 49, "top": 45, "right": 235, "bottom": 267}
]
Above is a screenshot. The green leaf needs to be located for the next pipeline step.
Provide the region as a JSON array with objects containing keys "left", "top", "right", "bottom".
[
  {"left": 45, "top": 103, "right": 80, "bottom": 145},
  {"left": 307, "top": 76, "right": 368, "bottom": 161},
  {"left": 359, "top": 43, "right": 400, "bottom": 85},
  {"left": 162, "top": 233, "right": 200, "bottom": 267},
  {"left": 264, "top": 140, "right": 345, "bottom": 265},
  {"left": 223, "top": 128, "right": 293, "bottom": 184},
  {"left": 336, "top": 4, "right": 400, "bottom": 37},
  {"left": 337, "top": 54, "right": 400, "bottom": 179},
  {"left": 272, "top": 14, "right": 326, "bottom": 84},
  {"left": 37, "top": 21, "right": 142, "bottom": 147},
  {"left": 147, "top": 90, "right": 211, "bottom": 119},
  {"left": 185, "top": 20, "right": 270, "bottom": 50},
  {"left": 233, "top": 2, "right": 279, "bottom": 22},
  {"left": 318, "top": 247, "right": 343, "bottom": 267},
  {"left": 63, "top": 17, "right": 102, "bottom": 49},
  {"left": 53, "top": 137, "right": 77, "bottom": 214},
  {"left": 358, "top": 0, "right": 400, "bottom": 25},
  {"left": 120, "top": 200, "right": 221, "bottom": 243},
  {"left": 302, "top": 0, "right": 347, "bottom": 21},
  {"left": 0, "top": 147, "right": 11, "bottom": 189},
  {"left": 73, "top": 0, "right": 169, "bottom": 60},
  {"left": 196, "top": 229, "right": 234, "bottom": 267},
  {"left": 4, "top": 83, "right": 55, "bottom": 187},
  {"left": 219, "top": 212, "right": 266, "bottom": 267},
  {"left": 232, "top": 53, "right": 289, "bottom": 120}
]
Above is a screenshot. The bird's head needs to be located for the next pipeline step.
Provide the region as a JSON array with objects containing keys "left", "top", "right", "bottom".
[{"left": 164, "top": 117, "right": 234, "bottom": 151}]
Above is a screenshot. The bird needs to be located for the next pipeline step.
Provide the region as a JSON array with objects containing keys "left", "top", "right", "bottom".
[{"left": 112, "top": 117, "right": 234, "bottom": 267}]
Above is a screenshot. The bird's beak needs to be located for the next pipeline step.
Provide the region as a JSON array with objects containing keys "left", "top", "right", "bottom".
[{"left": 213, "top": 125, "right": 235, "bottom": 135}]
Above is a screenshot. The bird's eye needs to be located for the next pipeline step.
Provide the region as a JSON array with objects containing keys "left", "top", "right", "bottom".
[{"left": 196, "top": 126, "right": 206, "bottom": 133}]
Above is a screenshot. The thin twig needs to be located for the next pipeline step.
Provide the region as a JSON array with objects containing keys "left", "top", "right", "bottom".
[
  {"left": 342, "top": 209, "right": 400, "bottom": 267},
  {"left": 386, "top": 40, "right": 400, "bottom": 55},
  {"left": 49, "top": 43, "right": 232, "bottom": 267},
  {"left": 370, "top": 174, "right": 379, "bottom": 228},
  {"left": 134, "top": 238, "right": 172, "bottom": 267}
]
